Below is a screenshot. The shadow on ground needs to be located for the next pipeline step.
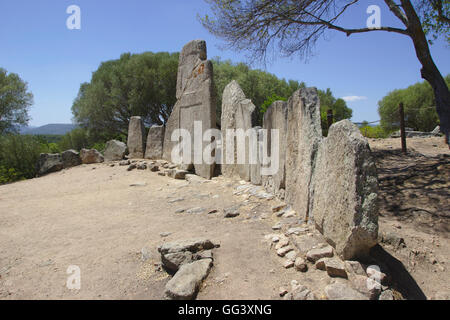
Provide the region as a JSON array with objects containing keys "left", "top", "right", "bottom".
[{"left": 372, "top": 149, "right": 449, "bottom": 236}]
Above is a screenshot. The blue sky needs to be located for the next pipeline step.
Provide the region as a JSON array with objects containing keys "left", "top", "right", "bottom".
[{"left": 0, "top": 0, "right": 448, "bottom": 126}]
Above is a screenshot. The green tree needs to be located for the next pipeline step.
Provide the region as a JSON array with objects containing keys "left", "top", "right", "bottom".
[
  {"left": 318, "top": 88, "right": 353, "bottom": 135},
  {"left": 0, "top": 68, "right": 33, "bottom": 134},
  {"left": 0, "top": 134, "right": 53, "bottom": 182},
  {"left": 72, "top": 52, "right": 179, "bottom": 141},
  {"left": 378, "top": 75, "right": 448, "bottom": 132},
  {"left": 213, "top": 59, "right": 304, "bottom": 125},
  {"left": 200, "top": 0, "right": 450, "bottom": 142}
]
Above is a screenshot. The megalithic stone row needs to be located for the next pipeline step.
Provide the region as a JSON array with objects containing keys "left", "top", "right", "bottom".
[
  {"left": 163, "top": 40, "right": 216, "bottom": 179},
  {"left": 262, "top": 100, "right": 288, "bottom": 195},
  {"left": 145, "top": 125, "right": 165, "bottom": 160},
  {"left": 127, "top": 116, "right": 146, "bottom": 159},
  {"left": 285, "top": 88, "right": 322, "bottom": 223},
  {"left": 221, "top": 80, "right": 255, "bottom": 181},
  {"left": 310, "top": 120, "right": 379, "bottom": 260}
]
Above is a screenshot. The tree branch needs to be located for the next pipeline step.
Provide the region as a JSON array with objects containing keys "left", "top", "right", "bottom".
[{"left": 384, "top": 0, "right": 409, "bottom": 26}]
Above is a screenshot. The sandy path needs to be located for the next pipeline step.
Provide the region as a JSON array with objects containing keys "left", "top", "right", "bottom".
[{"left": 0, "top": 164, "right": 299, "bottom": 299}]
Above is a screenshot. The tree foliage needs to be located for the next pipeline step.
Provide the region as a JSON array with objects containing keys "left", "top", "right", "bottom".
[
  {"left": 72, "top": 52, "right": 179, "bottom": 141},
  {"left": 0, "top": 68, "right": 33, "bottom": 135},
  {"left": 0, "top": 134, "right": 54, "bottom": 183},
  {"left": 213, "top": 58, "right": 303, "bottom": 125},
  {"left": 318, "top": 88, "right": 353, "bottom": 135},
  {"left": 378, "top": 75, "right": 449, "bottom": 132}
]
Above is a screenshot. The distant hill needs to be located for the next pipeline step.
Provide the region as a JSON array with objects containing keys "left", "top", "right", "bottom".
[{"left": 21, "top": 124, "right": 78, "bottom": 135}]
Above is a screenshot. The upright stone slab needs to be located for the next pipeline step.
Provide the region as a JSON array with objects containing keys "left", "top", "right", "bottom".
[
  {"left": 145, "top": 125, "right": 165, "bottom": 160},
  {"left": 127, "top": 116, "right": 146, "bottom": 159},
  {"left": 250, "top": 127, "right": 263, "bottom": 186},
  {"left": 262, "top": 100, "right": 288, "bottom": 194},
  {"left": 285, "top": 88, "right": 322, "bottom": 222},
  {"left": 311, "top": 120, "right": 378, "bottom": 260},
  {"left": 163, "top": 40, "right": 216, "bottom": 179},
  {"left": 221, "top": 80, "right": 255, "bottom": 181}
]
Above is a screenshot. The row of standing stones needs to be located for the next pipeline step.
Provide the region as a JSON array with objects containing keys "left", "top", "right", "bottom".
[{"left": 37, "top": 40, "right": 380, "bottom": 299}]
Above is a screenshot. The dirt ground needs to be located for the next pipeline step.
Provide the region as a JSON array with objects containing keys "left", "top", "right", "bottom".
[{"left": 0, "top": 136, "right": 448, "bottom": 300}]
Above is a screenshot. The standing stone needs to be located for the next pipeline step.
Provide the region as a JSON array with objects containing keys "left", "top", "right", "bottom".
[
  {"left": 127, "top": 116, "right": 146, "bottom": 159},
  {"left": 61, "top": 150, "right": 82, "bottom": 168},
  {"left": 104, "top": 140, "right": 127, "bottom": 161},
  {"left": 250, "top": 127, "right": 263, "bottom": 185},
  {"left": 311, "top": 120, "right": 378, "bottom": 260},
  {"left": 262, "top": 100, "right": 288, "bottom": 194},
  {"left": 221, "top": 80, "right": 255, "bottom": 181},
  {"left": 80, "top": 149, "right": 104, "bottom": 164},
  {"left": 37, "top": 153, "right": 63, "bottom": 176},
  {"left": 163, "top": 40, "right": 216, "bottom": 179},
  {"left": 285, "top": 88, "right": 322, "bottom": 223},
  {"left": 145, "top": 125, "right": 164, "bottom": 160}
]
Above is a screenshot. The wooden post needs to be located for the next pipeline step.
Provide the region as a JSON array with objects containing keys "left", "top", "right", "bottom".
[
  {"left": 399, "top": 103, "right": 407, "bottom": 154},
  {"left": 327, "top": 109, "right": 333, "bottom": 130}
]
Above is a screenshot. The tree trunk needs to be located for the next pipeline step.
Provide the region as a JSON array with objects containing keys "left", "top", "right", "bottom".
[{"left": 401, "top": 0, "right": 450, "bottom": 143}]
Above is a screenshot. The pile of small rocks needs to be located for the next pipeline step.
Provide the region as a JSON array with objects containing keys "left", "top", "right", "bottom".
[{"left": 158, "top": 239, "right": 220, "bottom": 300}]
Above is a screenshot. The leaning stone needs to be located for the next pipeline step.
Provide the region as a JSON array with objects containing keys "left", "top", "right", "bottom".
[
  {"left": 104, "top": 140, "right": 127, "bottom": 161},
  {"left": 221, "top": 80, "right": 256, "bottom": 181},
  {"left": 127, "top": 163, "right": 137, "bottom": 171},
  {"left": 324, "top": 283, "right": 369, "bottom": 300},
  {"left": 127, "top": 116, "right": 146, "bottom": 159},
  {"left": 149, "top": 164, "right": 160, "bottom": 172},
  {"left": 306, "top": 246, "right": 334, "bottom": 262},
  {"left": 61, "top": 150, "right": 81, "bottom": 168},
  {"left": 165, "top": 259, "right": 213, "bottom": 300},
  {"left": 162, "top": 40, "right": 216, "bottom": 179},
  {"left": 145, "top": 125, "right": 164, "bottom": 160},
  {"left": 311, "top": 120, "right": 379, "bottom": 260},
  {"left": 80, "top": 149, "right": 104, "bottom": 164},
  {"left": 167, "top": 169, "right": 188, "bottom": 180},
  {"left": 137, "top": 163, "right": 147, "bottom": 170},
  {"left": 37, "top": 153, "right": 63, "bottom": 176},
  {"left": 285, "top": 88, "right": 322, "bottom": 223},
  {"left": 161, "top": 251, "right": 193, "bottom": 273}
]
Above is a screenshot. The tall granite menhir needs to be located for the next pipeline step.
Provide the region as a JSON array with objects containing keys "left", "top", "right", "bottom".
[
  {"left": 163, "top": 40, "right": 216, "bottom": 179},
  {"left": 145, "top": 125, "right": 165, "bottom": 160},
  {"left": 127, "top": 116, "right": 146, "bottom": 159},
  {"left": 221, "top": 80, "right": 255, "bottom": 181},
  {"left": 262, "top": 100, "right": 288, "bottom": 197},
  {"left": 310, "top": 120, "right": 379, "bottom": 260},
  {"left": 285, "top": 88, "right": 322, "bottom": 223}
]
